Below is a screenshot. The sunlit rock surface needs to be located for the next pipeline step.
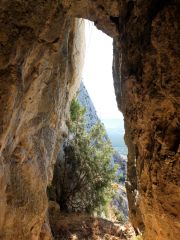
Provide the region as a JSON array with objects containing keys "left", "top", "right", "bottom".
[
  {"left": 78, "top": 81, "right": 100, "bottom": 130},
  {"left": 0, "top": 1, "right": 179, "bottom": 239},
  {"left": 0, "top": 1, "right": 85, "bottom": 238}
]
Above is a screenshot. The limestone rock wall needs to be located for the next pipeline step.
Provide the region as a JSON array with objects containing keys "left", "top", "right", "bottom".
[
  {"left": 113, "top": 1, "right": 180, "bottom": 239},
  {"left": 0, "top": 1, "right": 179, "bottom": 240},
  {"left": 0, "top": 1, "right": 85, "bottom": 239},
  {"left": 78, "top": 81, "right": 100, "bottom": 130}
]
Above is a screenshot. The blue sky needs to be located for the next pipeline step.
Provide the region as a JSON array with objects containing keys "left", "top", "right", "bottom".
[{"left": 82, "top": 20, "right": 123, "bottom": 120}]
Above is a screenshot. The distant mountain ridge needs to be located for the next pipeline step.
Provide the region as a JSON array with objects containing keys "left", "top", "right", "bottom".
[{"left": 78, "top": 81, "right": 100, "bottom": 131}]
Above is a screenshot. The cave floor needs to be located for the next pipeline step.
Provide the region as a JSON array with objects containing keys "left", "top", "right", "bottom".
[{"left": 49, "top": 210, "right": 135, "bottom": 240}]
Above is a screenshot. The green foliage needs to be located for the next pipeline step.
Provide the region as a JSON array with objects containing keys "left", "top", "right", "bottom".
[
  {"left": 59, "top": 98, "right": 116, "bottom": 214},
  {"left": 119, "top": 172, "right": 125, "bottom": 182},
  {"left": 70, "top": 98, "right": 86, "bottom": 122},
  {"left": 112, "top": 206, "right": 124, "bottom": 223}
]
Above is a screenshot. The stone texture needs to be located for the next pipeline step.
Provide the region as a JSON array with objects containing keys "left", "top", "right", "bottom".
[
  {"left": 78, "top": 81, "right": 100, "bottom": 130},
  {"left": 49, "top": 212, "right": 130, "bottom": 240},
  {"left": 113, "top": 1, "right": 180, "bottom": 239},
  {"left": 0, "top": 0, "right": 179, "bottom": 239},
  {"left": 0, "top": 1, "right": 85, "bottom": 239}
]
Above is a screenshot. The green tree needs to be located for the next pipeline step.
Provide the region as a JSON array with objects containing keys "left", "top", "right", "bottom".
[{"left": 59, "top": 98, "right": 116, "bottom": 214}]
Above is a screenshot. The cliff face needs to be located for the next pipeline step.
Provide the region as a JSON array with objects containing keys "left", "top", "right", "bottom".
[
  {"left": 0, "top": 1, "right": 179, "bottom": 240},
  {"left": 113, "top": 2, "right": 180, "bottom": 239},
  {"left": 0, "top": 2, "right": 85, "bottom": 239},
  {"left": 78, "top": 81, "right": 100, "bottom": 131}
]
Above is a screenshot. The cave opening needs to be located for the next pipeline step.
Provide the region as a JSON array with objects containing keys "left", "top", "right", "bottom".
[
  {"left": 78, "top": 19, "right": 129, "bottom": 221},
  {"left": 82, "top": 20, "right": 128, "bottom": 157},
  {"left": 1, "top": 1, "right": 179, "bottom": 239}
]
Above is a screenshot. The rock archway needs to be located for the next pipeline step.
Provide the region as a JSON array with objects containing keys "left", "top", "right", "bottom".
[{"left": 0, "top": 1, "right": 179, "bottom": 239}]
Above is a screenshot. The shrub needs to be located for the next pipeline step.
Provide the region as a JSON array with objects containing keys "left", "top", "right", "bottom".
[
  {"left": 58, "top": 98, "right": 116, "bottom": 214},
  {"left": 111, "top": 206, "right": 124, "bottom": 223}
]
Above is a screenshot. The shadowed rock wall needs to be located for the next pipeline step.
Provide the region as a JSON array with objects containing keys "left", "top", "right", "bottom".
[
  {"left": 0, "top": 1, "right": 179, "bottom": 239},
  {"left": 113, "top": 2, "right": 180, "bottom": 239}
]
